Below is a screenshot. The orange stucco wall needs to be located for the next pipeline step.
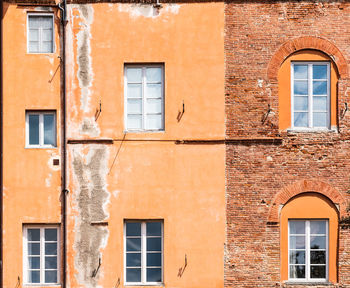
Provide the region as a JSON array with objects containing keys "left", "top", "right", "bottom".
[
  {"left": 280, "top": 193, "right": 339, "bottom": 283},
  {"left": 278, "top": 50, "right": 338, "bottom": 131},
  {"left": 65, "top": 3, "right": 225, "bottom": 288},
  {"left": 2, "top": 3, "right": 62, "bottom": 288}
]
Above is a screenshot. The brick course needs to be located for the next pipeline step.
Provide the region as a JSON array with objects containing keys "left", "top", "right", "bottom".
[{"left": 225, "top": 1, "right": 350, "bottom": 287}]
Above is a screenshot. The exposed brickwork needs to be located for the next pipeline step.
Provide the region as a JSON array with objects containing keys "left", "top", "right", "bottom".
[{"left": 225, "top": 2, "right": 350, "bottom": 287}]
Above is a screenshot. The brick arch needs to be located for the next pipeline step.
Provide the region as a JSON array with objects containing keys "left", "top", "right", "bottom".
[
  {"left": 267, "top": 36, "right": 348, "bottom": 80},
  {"left": 268, "top": 179, "right": 347, "bottom": 223}
]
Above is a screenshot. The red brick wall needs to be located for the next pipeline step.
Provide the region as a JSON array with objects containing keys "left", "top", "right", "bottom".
[{"left": 225, "top": 2, "right": 350, "bottom": 287}]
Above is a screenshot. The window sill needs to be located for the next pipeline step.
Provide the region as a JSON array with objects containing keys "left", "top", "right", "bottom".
[
  {"left": 287, "top": 127, "right": 338, "bottom": 134},
  {"left": 283, "top": 282, "right": 334, "bottom": 286},
  {"left": 124, "top": 284, "right": 164, "bottom": 287}
]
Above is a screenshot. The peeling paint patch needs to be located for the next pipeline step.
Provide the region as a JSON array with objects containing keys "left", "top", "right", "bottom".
[
  {"left": 72, "top": 145, "right": 110, "bottom": 287},
  {"left": 112, "top": 190, "right": 120, "bottom": 198},
  {"left": 45, "top": 173, "right": 52, "bottom": 187},
  {"left": 118, "top": 3, "right": 180, "bottom": 18},
  {"left": 74, "top": 4, "right": 94, "bottom": 113}
]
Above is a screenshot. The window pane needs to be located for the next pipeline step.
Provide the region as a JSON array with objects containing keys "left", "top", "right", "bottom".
[
  {"left": 289, "top": 236, "right": 305, "bottom": 249},
  {"left": 294, "top": 81, "right": 308, "bottom": 95},
  {"left": 146, "top": 99, "right": 162, "bottom": 114},
  {"left": 42, "top": 29, "right": 52, "bottom": 41},
  {"left": 28, "top": 16, "right": 41, "bottom": 28},
  {"left": 146, "top": 114, "right": 162, "bottom": 130},
  {"left": 147, "top": 237, "right": 161, "bottom": 251},
  {"left": 147, "top": 84, "right": 161, "bottom": 98},
  {"left": 28, "top": 229, "right": 40, "bottom": 241},
  {"left": 313, "top": 96, "right": 327, "bottom": 111},
  {"left": 147, "top": 253, "right": 162, "bottom": 266},
  {"left": 294, "top": 112, "right": 308, "bottom": 127},
  {"left": 313, "top": 112, "right": 327, "bottom": 128},
  {"left": 127, "top": 115, "right": 142, "bottom": 130},
  {"left": 127, "top": 84, "right": 142, "bottom": 99},
  {"left": 313, "top": 65, "right": 327, "bottom": 80},
  {"left": 313, "top": 81, "right": 327, "bottom": 95},
  {"left": 45, "top": 243, "right": 57, "bottom": 255},
  {"left": 147, "top": 222, "right": 162, "bottom": 236},
  {"left": 289, "top": 221, "right": 305, "bottom": 234},
  {"left": 127, "top": 99, "right": 142, "bottom": 114},
  {"left": 126, "top": 222, "right": 141, "bottom": 236},
  {"left": 289, "top": 251, "right": 305, "bottom": 264},
  {"left": 28, "top": 256, "right": 40, "bottom": 269},
  {"left": 310, "top": 265, "right": 326, "bottom": 279},
  {"left": 127, "top": 68, "right": 142, "bottom": 83},
  {"left": 310, "top": 236, "right": 326, "bottom": 249},
  {"left": 146, "top": 268, "right": 162, "bottom": 282},
  {"left": 289, "top": 265, "right": 305, "bottom": 279},
  {"left": 310, "top": 221, "right": 327, "bottom": 235},
  {"left": 294, "top": 97, "right": 308, "bottom": 111},
  {"left": 29, "top": 115, "right": 40, "bottom": 145},
  {"left": 146, "top": 68, "right": 162, "bottom": 83},
  {"left": 28, "top": 243, "right": 40, "bottom": 255},
  {"left": 40, "top": 17, "right": 53, "bottom": 29},
  {"left": 42, "top": 41, "right": 53, "bottom": 53},
  {"left": 126, "top": 253, "right": 141, "bottom": 267},
  {"left": 310, "top": 251, "right": 326, "bottom": 264},
  {"left": 29, "top": 29, "right": 39, "bottom": 41},
  {"left": 29, "top": 270, "right": 40, "bottom": 283},
  {"left": 126, "top": 268, "right": 141, "bottom": 282},
  {"left": 294, "top": 65, "right": 308, "bottom": 79},
  {"left": 45, "top": 256, "right": 57, "bottom": 269},
  {"left": 126, "top": 238, "right": 141, "bottom": 252},
  {"left": 29, "top": 41, "right": 39, "bottom": 53},
  {"left": 45, "top": 229, "right": 57, "bottom": 241},
  {"left": 44, "top": 114, "right": 55, "bottom": 146},
  {"left": 45, "top": 270, "right": 57, "bottom": 283}
]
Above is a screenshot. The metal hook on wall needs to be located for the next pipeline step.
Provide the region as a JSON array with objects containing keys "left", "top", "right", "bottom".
[
  {"left": 341, "top": 102, "right": 348, "bottom": 119},
  {"left": 261, "top": 104, "right": 272, "bottom": 124},
  {"left": 91, "top": 257, "right": 101, "bottom": 278}
]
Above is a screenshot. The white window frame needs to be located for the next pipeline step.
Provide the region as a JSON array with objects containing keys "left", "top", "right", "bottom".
[
  {"left": 27, "top": 13, "right": 55, "bottom": 54},
  {"left": 23, "top": 225, "right": 60, "bottom": 286},
  {"left": 291, "top": 62, "right": 331, "bottom": 131},
  {"left": 124, "top": 220, "right": 163, "bottom": 286},
  {"left": 288, "top": 220, "right": 329, "bottom": 283},
  {"left": 124, "top": 64, "right": 165, "bottom": 132},
  {"left": 25, "top": 111, "right": 56, "bottom": 148}
]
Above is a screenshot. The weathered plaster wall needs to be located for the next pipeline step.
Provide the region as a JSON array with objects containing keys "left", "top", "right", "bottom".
[
  {"left": 66, "top": 2, "right": 225, "bottom": 287},
  {"left": 2, "top": 3, "right": 62, "bottom": 287}
]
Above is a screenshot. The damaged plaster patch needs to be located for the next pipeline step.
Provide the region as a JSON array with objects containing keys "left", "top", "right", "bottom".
[
  {"left": 117, "top": 3, "right": 180, "bottom": 18},
  {"left": 74, "top": 4, "right": 94, "bottom": 113},
  {"left": 45, "top": 173, "right": 52, "bottom": 187},
  {"left": 72, "top": 145, "right": 110, "bottom": 287},
  {"left": 80, "top": 117, "right": 100, "bottom": 137}
]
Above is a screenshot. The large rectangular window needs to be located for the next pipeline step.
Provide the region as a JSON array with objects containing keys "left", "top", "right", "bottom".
[
  {"left": 124, "top": 220, "right": 163, "bottom": 285},
  {"left": 292, "top": 62, "right": 330, "bottom": 129},
  {"left": 288, "top": 220, "right": 328, "bottom": 282},
  {"left": 28, "top": 14, "right": 54, "bottom": 53},
  {"left": 26, "top": 111, "right": 56, "bottom": 148},
  {"left": 23, "top": 226, "right": 59, "bottom": 285},
  {"left": 125, "top": 65, "right": 164, "bottom": 131}
]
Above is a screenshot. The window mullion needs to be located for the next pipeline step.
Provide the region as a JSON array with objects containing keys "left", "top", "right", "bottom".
[
  {"left": 308, "top": 64, "right": 313, "bottom": 128},
  {"left": 327, "top": 64, "right": 330, "bottom": 129},
  {"left": 41, "top": 228, "right": 45, "bottom": 284},
  {"left": 142, "top": 222, "right": 147, "bottom": 284},
  {"left": 39, "top": 114, "right": 44, "bottom": 146},
  {"left": 142, "top": 68, "right": 146, "bottom": 130},
  {"left": 306, "top": 221, "right": 310, "bottom": 281},
  {"left": 39, "top": 27, "right": 42, "bottom": 53}
]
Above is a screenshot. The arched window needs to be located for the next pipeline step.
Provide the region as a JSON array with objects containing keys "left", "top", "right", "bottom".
[
  {"left": 278, "top": 50, "right": 339, "bottom": 131},
  {"left": 280, "top": 192, "right": 338, "bottom": 283}
]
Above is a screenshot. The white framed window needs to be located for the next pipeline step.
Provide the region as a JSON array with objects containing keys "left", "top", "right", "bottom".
[
  {"left": 27, "top": 14, "right": 54, "bottom": 53},
  {"left": 23, "top": 226, "right": 60, "bottom": 285},
  {"left": 124, "top": 220, "right": 163, "bottom": 285},
  {"left": 124, "top": 65, "right": 164, "bottom": 131},
  {"left": 26, "top": 111, "right": 56, "bottom": 148},
  {"left": 291, "top": 62, "right": 330, "bottom": 130},
  {"left": 288, "top": 220, "right": 328, "bottom": 282}
]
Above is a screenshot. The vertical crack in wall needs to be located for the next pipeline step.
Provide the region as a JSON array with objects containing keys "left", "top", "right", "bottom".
[{"left": 72, "top": 146, "right": 110, "bottom": 287}]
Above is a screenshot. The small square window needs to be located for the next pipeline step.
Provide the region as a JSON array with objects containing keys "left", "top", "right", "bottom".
[
  {"left": 23, "top": 226, "right": 60, "bottom": 285},
  {"left": 124, "top": 220, "right": 163, "bottom": 285},
  {"left": 28, "top": 14, "right": 54, "bottom": 53},
  {"left": 26, "top": 111, "right": 56, "bottom": 148},
  {"left": 125, "top": 65, "right": 164, "bottom": 131}
]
